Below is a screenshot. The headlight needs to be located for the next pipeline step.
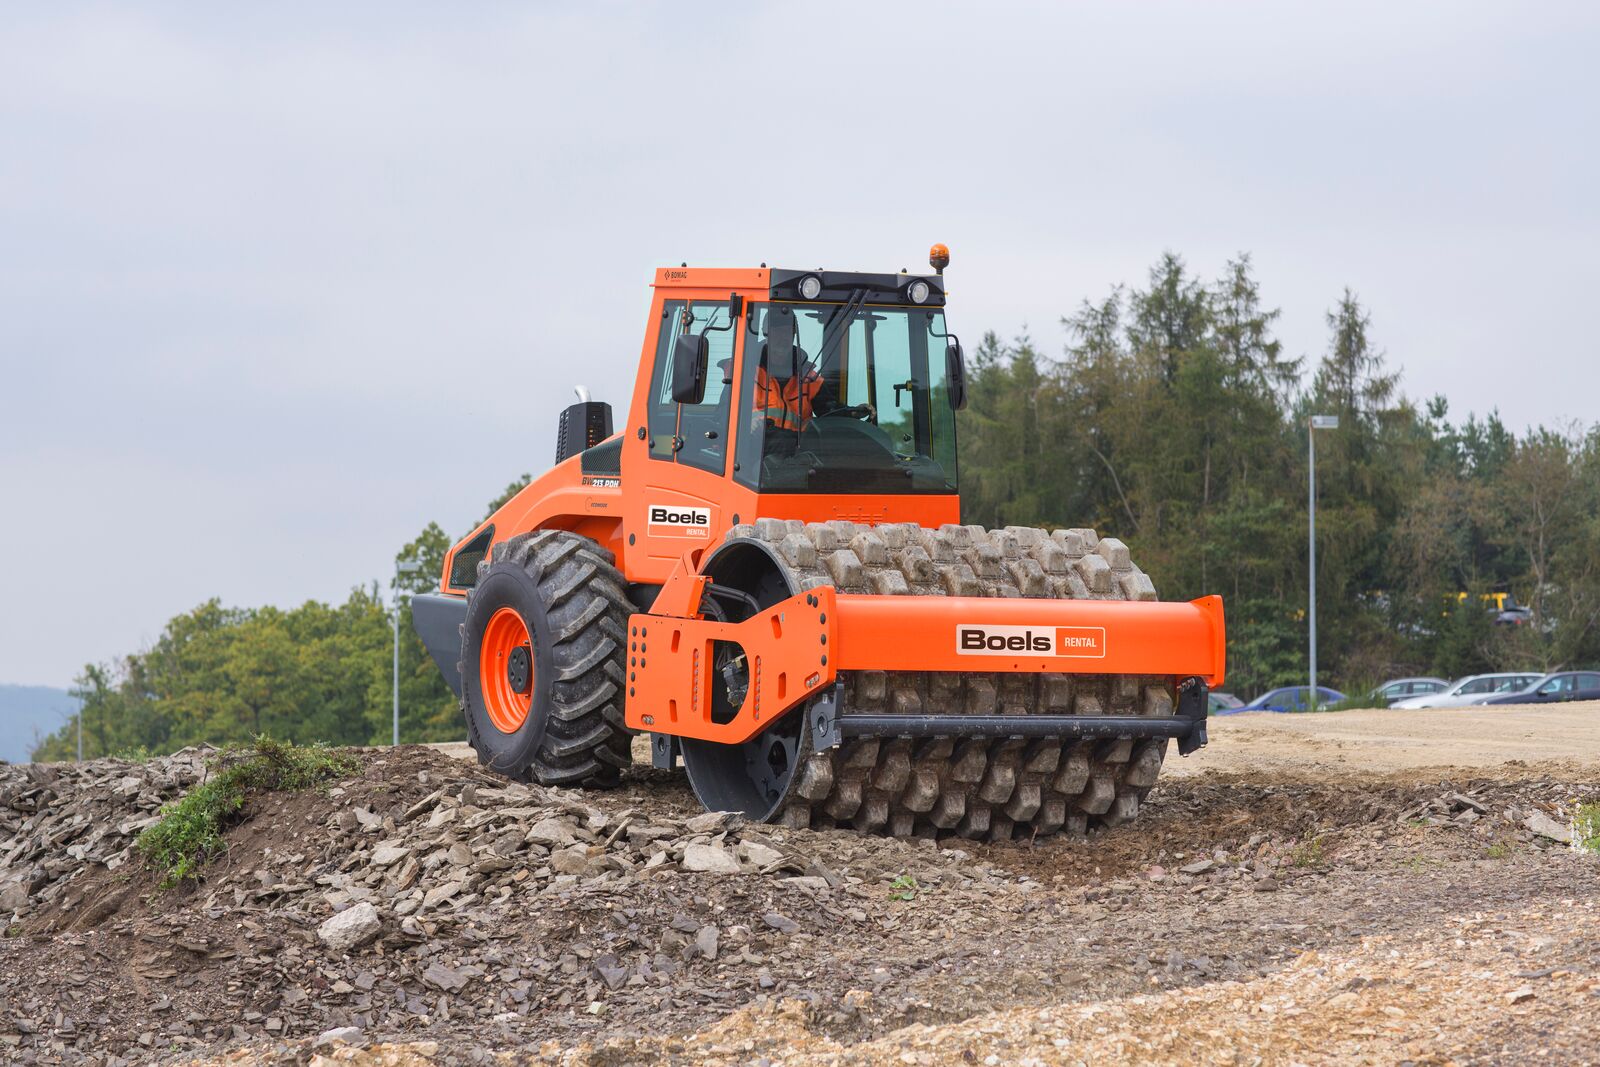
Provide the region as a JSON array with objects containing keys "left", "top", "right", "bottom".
[
  {"left": 907, "top": 279, "right": 930, "bottom": 304},
  {"left": 798, "top": 275, "right": 822, "bottom": 300}
]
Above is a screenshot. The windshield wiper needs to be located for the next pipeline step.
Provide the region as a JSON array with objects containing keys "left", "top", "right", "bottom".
[{"left": 802, "top": 288, "right": 866, "bottom": 379}]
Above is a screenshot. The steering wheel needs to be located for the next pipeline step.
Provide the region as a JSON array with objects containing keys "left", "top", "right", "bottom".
[{"left": 819, "top": 403, "right": 875, "bottom": 421}]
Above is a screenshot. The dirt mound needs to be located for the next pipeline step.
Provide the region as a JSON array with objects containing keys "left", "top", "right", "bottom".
[
  {"left": 0, "top": 746, "right": 996, "bottom": 1061},
  {"left": 0, "top": 747, "right": 211, "bottom": 923},
  {"left": 15, "top": 747, "right": 457, "bottom": 936}
]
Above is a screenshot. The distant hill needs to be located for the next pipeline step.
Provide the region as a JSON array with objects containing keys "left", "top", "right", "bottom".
[{"left": 0, "top": 685, "right": 79, "bottom": 763}]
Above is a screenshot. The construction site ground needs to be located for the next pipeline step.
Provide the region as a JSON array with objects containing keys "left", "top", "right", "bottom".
[{"left": 2, "top": 703, "right": 1597, "bottom": 1065}]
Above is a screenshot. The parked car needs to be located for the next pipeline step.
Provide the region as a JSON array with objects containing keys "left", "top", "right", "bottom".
[
  {"left": 1208, "top": 691, "right": 1244, "bottom": 713},
  {"left": 1482, "top": 671, "right": 1600, "bottom": 705},
  {"left": 1390, "top": 673, "right": 1544, "bottom": 709},
  {"left": 1220, "top": 686, "right": 1346, "bottom": 714},
  {"left": 1455, "top": 591, "right": 1536, "bottom": 627},
  {"left": 1370, "top": 677, "right": 1449, "bottom": 704},
  {"left": 1493, "top": 596, "right": 1534, "bottom": 627}
]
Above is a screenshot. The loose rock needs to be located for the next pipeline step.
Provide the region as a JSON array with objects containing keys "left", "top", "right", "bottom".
[
  {"left": 682, "top": 843, "right": 742, "bottom": 874},
  {"left": 317, "top": 902, "right": 382, "bottom": 953}
]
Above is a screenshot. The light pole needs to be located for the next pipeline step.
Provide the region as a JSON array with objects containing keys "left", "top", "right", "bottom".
[
  {"left": 1308, "top": 415, "right": 1339, "bottom": 710},
  {"left": 394, "top": 559, "right": 422, "bottom": 745}
]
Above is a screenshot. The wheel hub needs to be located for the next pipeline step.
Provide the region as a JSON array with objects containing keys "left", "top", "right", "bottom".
[
  {"left": 479, "top": 606, "right": 534, "bottom": 734},
  {"left": 506, "top": 645, "right": 531, "bottom": 694},
  {"left": 749, "top": 726, "right": 798, "bottom": 807}
]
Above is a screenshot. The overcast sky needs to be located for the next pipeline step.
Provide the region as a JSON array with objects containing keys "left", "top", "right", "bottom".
[{"left": 3, "top": 3, "right": 1597, "bottom": 689}]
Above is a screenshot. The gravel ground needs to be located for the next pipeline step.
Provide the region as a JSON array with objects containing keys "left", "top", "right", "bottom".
[{"left": 1, "top": 708, "right": 1597, "bottom": 1065}]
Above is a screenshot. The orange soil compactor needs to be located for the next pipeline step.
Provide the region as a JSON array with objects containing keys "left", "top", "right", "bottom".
[{"left": 414, "top": 247, "right": 1225, "bottom": 840}]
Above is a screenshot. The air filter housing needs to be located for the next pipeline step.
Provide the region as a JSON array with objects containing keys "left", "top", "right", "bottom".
[{"left": 555, "top": 401, "right": 613, "bottom": 465}]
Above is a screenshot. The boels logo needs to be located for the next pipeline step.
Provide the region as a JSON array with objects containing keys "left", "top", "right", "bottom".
[
  {"left": 956, "top": 624, "right": 1106, "bottom": 658},
  {"left": 647, "top": 504, "right": 711, "bottom": 539}
]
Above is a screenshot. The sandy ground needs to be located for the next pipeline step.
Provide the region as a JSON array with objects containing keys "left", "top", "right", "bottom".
[{"left": 1169, "top": 701, "right": 1600, "bottom": 779}]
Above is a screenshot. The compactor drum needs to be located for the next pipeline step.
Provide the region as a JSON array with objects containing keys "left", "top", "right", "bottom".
[{"left": 413, "top": 247, "right": 1225, "bottom": 841}]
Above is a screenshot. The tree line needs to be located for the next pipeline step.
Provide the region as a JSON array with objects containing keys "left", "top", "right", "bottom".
[
  {"left": 959, "top": 253, "right": 1600, "bottom": 695},
  {"left": 33, "top": 253, "right": 1600, "bottom": 759},
  {"left": 29, "top": 485, "right": 518, "bottom": 761}
]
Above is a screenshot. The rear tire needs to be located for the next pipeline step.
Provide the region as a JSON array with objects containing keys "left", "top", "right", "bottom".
[{"left": 459, "top": 530, "right": 633, "bottom": 787}]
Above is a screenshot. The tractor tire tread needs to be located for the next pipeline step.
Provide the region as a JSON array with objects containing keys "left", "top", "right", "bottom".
[{"left": 461, "top": 530, "right": 633, "bottom": 789}]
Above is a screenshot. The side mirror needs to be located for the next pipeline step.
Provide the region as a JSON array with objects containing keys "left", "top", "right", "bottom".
[
  {"left": 945, "top": 342, "right": 967, "bottom": 410},
  {"left": 671, "top": 333, "right": 709, "bottom": 405}
]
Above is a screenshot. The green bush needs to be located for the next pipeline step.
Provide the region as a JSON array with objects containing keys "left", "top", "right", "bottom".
[{"left": 135, "top": 737, "right": 359, "bottom": 888}]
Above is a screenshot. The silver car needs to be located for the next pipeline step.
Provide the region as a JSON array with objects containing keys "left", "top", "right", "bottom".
[
  {"left": 1390, "top": 672, "right": 1544, "bottom": 709},
  {"left": 1372, "top": 677, "right": 1449, "bottom": 704}
]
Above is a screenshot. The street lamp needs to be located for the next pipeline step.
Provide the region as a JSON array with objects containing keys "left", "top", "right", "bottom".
[
  {"left": 394, "top": 559, "right": 422, "bottom": 745},
  {"left": 1308, "top": 415, "right": 1339, "bottom": 711}
]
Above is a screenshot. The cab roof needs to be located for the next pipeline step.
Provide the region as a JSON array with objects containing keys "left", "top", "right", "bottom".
[{"left": 653, "top": 266, "right": 946, "bottom": 307}]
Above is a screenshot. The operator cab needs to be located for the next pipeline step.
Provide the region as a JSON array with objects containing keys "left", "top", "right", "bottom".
[{"left": 647, "top": 258, "right": 967, "bottom": 496}]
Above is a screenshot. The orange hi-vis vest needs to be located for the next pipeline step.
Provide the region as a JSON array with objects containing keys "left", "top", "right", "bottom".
[{"left": 755, "top": 366, "right": 823, "bottom": 432}]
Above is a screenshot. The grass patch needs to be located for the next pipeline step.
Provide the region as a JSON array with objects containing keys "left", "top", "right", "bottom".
[
  {"left": 1575, "top": 803, "right": 1600, "bottom": 855},
  {"left": 1485, "top": 840, "right": 1513, "bottom": 860},
  {"left": 135, "top": 737, "right": 358, "bottom": 888},
  {"left": 888, "top": 874, "right": 921, "bottom": 901},
  {"left": 1289, "top": 834, "right": 1327, "bottom": 868}
]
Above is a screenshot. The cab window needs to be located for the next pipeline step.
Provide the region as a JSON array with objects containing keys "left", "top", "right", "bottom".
[
  {"left": 735, "top": 302, "right": 958, "bottom": 493},
  {"left": 646, "top": 300, "right": 737, "bottom": 475}
]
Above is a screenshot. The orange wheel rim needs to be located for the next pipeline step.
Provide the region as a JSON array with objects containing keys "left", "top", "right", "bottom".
[{"left": 479, "top": 606, "right": 534, "bottom": 734}]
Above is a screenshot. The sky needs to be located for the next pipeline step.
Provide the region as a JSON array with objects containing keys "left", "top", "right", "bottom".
[{"left": 2, "top": 3, "right": 1597, "bottom": 689}]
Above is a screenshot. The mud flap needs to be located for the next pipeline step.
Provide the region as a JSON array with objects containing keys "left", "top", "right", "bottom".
[
  {"left": 1175, "top": 678, "right": 1210, "bottom": 757},
  {"left": 412, "top": 593, "right": 469, "bottom": 698},
  {"left": 651, "top": 732, "right": 681, "bottom": 769}
]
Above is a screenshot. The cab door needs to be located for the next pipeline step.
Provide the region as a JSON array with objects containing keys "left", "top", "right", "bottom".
[{"left": 631, "top": 297, "right": 743, "bottom": 574}]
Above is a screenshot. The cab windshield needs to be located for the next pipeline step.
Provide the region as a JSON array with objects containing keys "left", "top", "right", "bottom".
[{"left": 734, "top": 301, "right": 959, "bottom": 493}]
